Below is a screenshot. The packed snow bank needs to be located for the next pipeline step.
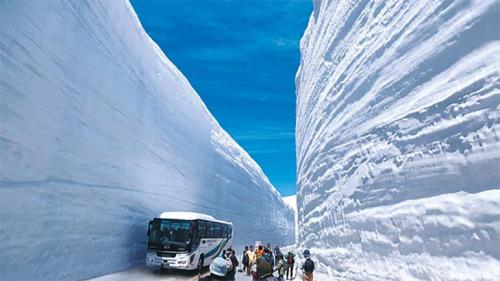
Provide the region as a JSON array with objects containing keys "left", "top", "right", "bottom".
[
  {"left": 296, "top": 0, "right": 500, "bottom": 280},
  {"left": 0, "top": 1, "right": 293, "bottom": 280},
  {"left": 304, "top": 190, "right": 500, "bottom": 281}
]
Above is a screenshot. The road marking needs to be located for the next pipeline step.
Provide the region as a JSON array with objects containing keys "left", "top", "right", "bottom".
[{"left": 187, "top": 272, "right": 208, "bottom": 281}]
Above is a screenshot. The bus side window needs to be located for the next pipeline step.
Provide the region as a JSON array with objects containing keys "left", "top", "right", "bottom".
[
  {"left": 214, "top": 223, "right": 221, "bottom": 238},
  {"left": 198, "top": 220, "right": 206, "bottom": 238},
  {"left": 229, "top": 225, "right": 232, "bottom": 237},
  {"left": 207, "top": 222, "right": 214, "bottom": 238}
]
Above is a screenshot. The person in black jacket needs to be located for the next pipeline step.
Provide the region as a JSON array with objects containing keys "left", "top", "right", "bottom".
[
  {"left": 225, "top": 248, "right": 239, "bottom": 281},
  {"left": 242, "top": 246, "right": 249, "bottom": 273},
  {"left": 285, "top": 251, "right": 295, "bottom": 280},
  {"left": 301, "top": 249, "right": 315, "bottom": 281}
]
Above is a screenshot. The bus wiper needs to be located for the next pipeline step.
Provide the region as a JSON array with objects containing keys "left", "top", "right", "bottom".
[
  {"left": 167, "top": 241, "right": 187, "bottom": 246},
  {"left": 159, "top": 237, "right": 186, "bottom": 246}
]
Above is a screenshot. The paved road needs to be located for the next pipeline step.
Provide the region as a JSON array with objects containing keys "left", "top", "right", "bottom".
[{"left": 88, "top": 267, "right": 252, "bottom": 281}]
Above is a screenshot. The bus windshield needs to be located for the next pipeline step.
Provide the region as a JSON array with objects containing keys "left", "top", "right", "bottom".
[{"left": 149, "top": 219, "right": 192, "bottom": 245}]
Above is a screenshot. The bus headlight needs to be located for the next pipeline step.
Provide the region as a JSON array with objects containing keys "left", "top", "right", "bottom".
[{"left": 176, "top": 254, "right": 194, "bottom": 266}]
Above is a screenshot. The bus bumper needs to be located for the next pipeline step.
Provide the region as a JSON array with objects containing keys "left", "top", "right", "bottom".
[{"left": 146, "top": 251, "right": 197, "bottom": 270}]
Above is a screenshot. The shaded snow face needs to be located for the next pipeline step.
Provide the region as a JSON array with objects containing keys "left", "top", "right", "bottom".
[
  {"left": 0, "top": 1, "right": 294, "bottom": 280},
  {"left": 296, "top": 0, "right": 500, "bottom": 280},
  {"left": 283, "top": 195, "right": 298, "bottom": 244}
]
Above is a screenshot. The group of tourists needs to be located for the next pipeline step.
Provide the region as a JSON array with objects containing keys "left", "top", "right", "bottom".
[{"left": 198, "top": 243, "right": 315, "bottom": 281}]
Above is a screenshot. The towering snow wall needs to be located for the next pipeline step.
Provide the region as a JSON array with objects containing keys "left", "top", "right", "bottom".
[
  {"left": 296, "top": 0, "right": 500, "bottom": 280},
  {"left": 0, "top": 1, "right": 294, "bottom": 280}
]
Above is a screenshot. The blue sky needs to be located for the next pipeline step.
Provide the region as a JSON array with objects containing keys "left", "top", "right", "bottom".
[{"left": 131, "top": 0, "right": 312, "bottom": 196}]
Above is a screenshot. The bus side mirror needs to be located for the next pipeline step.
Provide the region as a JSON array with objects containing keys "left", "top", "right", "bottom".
[{"left": 147, "top": 229, "right": 150, "bottom": 236}]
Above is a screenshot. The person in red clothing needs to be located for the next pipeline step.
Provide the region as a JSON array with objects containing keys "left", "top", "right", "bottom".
[{"left": 256, "top": 245, "right": 265, "bottom": 260}]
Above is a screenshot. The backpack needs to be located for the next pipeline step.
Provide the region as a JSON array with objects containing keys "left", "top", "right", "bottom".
[
  {"left": 287, "top": 253, "right": 294, "bottom": 264},
  {"left": 232, "top": 255, "right": 239, "bottom": 267},
  {"left": 262, "top": 253, "right": 273, "bottom": 264},
  {"left": 303, "top": 258, "right": 314, "bottom": 273}
]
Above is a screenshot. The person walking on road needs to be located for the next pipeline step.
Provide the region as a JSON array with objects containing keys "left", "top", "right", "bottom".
[
  {"left": 266, "top": 243, "right": 275, "bottom": 264},
  {"left": 198, "top": 257, "right": 227, "bottom": 281},
  {"left": 301, "top": 250, "right": 315, "bottom": 281},
  {"left": 225, "top": 248, "right": 239, "bottom": 281},
  {"left": 273, "top": 245, "right": 281, "bottom": 265},
  {"left": 256, "top": 253, "right": 277, "bottom": 281},
  {"left": 262, "top": 248, "right": 274, "bottom": 269},
  {"left": 285, "top": 251, "right": 295, "bottom": 280},
  {"left": 256, "top": 245, "right": 265, "bottom": 260},
  {"left": 275, "top": 253, "right": 286, "bottom": 281},
  {"left": 242, "top": 246, "right": 249, "bottom": 273},
  {"left": 246, "top": 246, "right": 256, "bottom": 276}
]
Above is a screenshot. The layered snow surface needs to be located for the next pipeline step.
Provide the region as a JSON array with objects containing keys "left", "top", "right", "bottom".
[
  {"left": 0, "top": 1, "right": 293, "bottom": 280},
  {"left": 283, "top": 195, "right": 298, "bottom": 243},
  {"left": 296, "top": 0, "right": 500, "bottom": 280}
]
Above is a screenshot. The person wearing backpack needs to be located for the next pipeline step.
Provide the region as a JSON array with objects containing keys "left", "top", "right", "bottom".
[
  {"left": 274, "top": 253, "right": 286, "bottom": 281},
  {"left": 225, "top": 248, "right": 239, "bottom": 281},
  {"left": 256, "top": 254, "right": 277, "bottom": 281},
  {"left": 262, "top": 248, "right": 275, "bottom": 270},
  {"left": 242, "top": 246, "right": 249, "bottom": 273},
  {"left": 301, "top": 249, "right": 315, "bottom": 281},
  {"left": 285, "top": 251, "right": 295, "bottom": 280}
]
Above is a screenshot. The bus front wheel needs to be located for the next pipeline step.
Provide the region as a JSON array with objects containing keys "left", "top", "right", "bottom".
[{"left": 197, "top": 255, "right": 204, "bottom": 274}]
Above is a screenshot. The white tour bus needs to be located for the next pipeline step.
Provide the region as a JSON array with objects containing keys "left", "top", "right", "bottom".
[{"left": 146, "top": 212, "right": 233, "bottom": 271}]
